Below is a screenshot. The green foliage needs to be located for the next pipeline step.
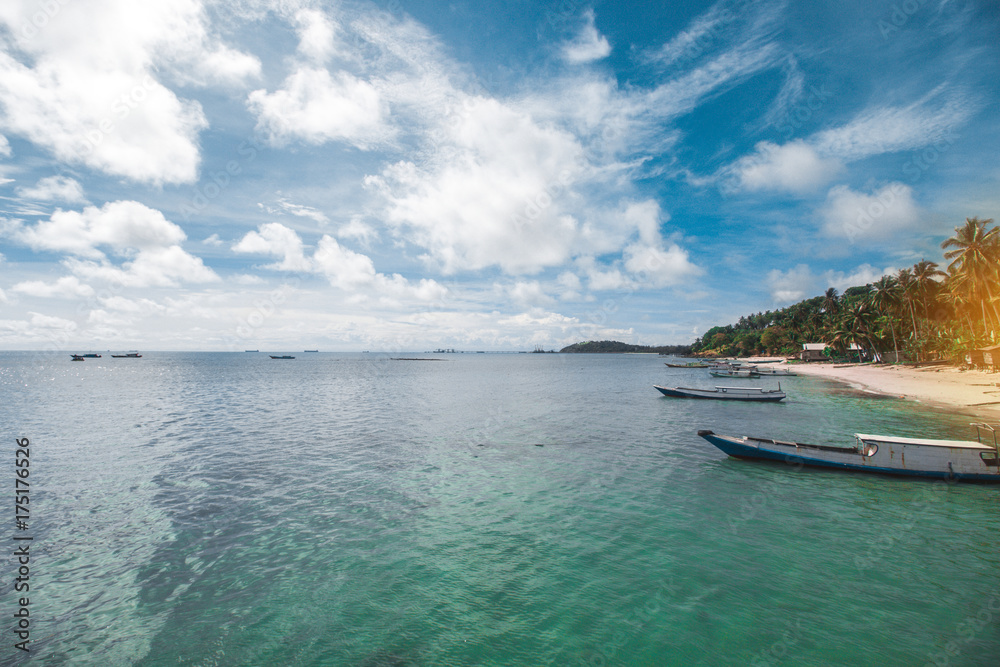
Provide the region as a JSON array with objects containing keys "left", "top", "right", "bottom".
[
  {"left": 559, "top": 340, "right": 694, "bottom": 354},
  {"left": 692, "top": 217, "right": 999, "bottom": 362}
]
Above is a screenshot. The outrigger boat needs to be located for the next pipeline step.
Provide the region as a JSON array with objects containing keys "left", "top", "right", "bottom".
[
  {"left": 655, "top": 385, "right": 785, "bottom": 401},
  {"left": 697, "top": 424, "right": 1000, "bottom": 481},
  {"left": 665, "top": 361, "right": 710, "bottom": 368}
]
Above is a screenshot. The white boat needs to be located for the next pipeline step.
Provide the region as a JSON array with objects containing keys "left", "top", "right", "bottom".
[
  {"left": 697, "top": 424, "right": 1000, "bottom": 481},
  {"left": 753, "top": 367, "right": 797, "bottom": 376},
  {"left": 654, "top": 385, "right": 785, "bottom": 401},
  {"left": 709, "top": 368, "right": 759, "bottom": 378}
]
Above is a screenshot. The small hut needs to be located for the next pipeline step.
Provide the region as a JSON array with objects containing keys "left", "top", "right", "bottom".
[
  {"left": 980, "top": 345, "right": 1000, "bottom": 370},
  {"left": 801, "top": 343, "right": 828, "bottom": 362}
]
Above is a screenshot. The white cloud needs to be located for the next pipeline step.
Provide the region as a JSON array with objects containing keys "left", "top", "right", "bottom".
[
  {"left": 822, "top": 264, "right": 895, "bottom": 294},
  {"left": 294, "top": 8, "right": 338, "bottom": 63},
  {"left": 12, "top": 276, "right": 94, "bottom": 299},
  {"left": 276, "top": 198, "right": 329, "bottom": 225},
  {"left": 232, "top": 222, "right": 312, "bottom": 272},
  {"left": 561, "top": 10, "right": 611, "bottom": 64},
  {"left": 203, "top": 233, "right": 223, "bottom": 246},
  {"left": 729, "top": 140, "right": 843, "bottom": 194},
  {"left": 0, "top": 135, "right": 10, "bottom": 157},
  {"left": 0, "top": 0, "right": 257, "bottom": 184},
  {"left": 812, "top": 88, "right": 973, "bottom": 162},
  {"left": 505, "top": 281, "right": 556, "bottom": 308},
  {"left": 247, "top": 67, "right": 389, "bottom": 149},
  {"left": 20, "top": 201, "right": 186, "bottom": 258},
  {"left": 367, "top": 96, "right": 587, "bottom": 274},
  {"left": 233, "top": 222, "right": 446, "bottom": 302},
  {"left": 17, "top": 200, "right": 219, "bottom": 287},
  {"left": 16, "top": 175, "right": 87, "bottom": 203},
  {"left": 819, "top": 182, "right": 922, "bottom": 243},
  {"left": 623, "top": 243, "right": 702, "bottom": 288},
  {"left": 337, "top": 217, "right": 377, "bottom": 245},
  {"left": 767, "top": 264, "right": 814, "bottom": 303}
]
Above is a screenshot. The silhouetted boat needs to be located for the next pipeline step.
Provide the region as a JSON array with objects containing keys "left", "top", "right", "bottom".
[
  {"left": 270, "top": 355, "right": 295, "bottom": 359},
  {"left": 697, "top": 424, "right": 1000, "bottom": 481},
  {"left": 304, "top": 350, "right": 318, "bottom": 353}
]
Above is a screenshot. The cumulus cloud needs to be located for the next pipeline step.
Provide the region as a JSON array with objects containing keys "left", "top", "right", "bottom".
[
  {"left": 11, "top": 276, "right": 94, "bottom": 299},
  {"left": 819, "top": 182, "right": 922, "bottom": 243},
  {"left": 233, "top": 222, "right": 446, "bottom": 302},
  {"left": 0, "top": 0, "right": 258, "bottom": 184},
  {"left": 16, "top": 175, "right": 87, "bottom": 203},
  {"left": 822, "top": 264, "right": 895, "bottom": 293},
  {"left": 0, "top": 135, "right": 10, "bottom": 157},
  {"left": 729, "top": 140, "right": 843, "bottom": 194},
  {"left": 248, "top": 68, "right": 389, "bottom": 149},
  {"left": 767, "top": 264, "right": 814, "bottom": 303},
  {"left": 367, "top": 96, "right": 587, "bottom": 274},
  {"left": 561, "top": 10, "right": 611, "bottom": 64},
  {"left": 294, "top": 8, "right": 339, "bottom": 63},
  {"left": 18, "top": 200, "right": 219, "bottom": 286}
]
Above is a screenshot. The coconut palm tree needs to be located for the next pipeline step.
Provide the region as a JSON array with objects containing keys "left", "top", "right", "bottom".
[
  {"left": 868, "top": 275, "right": 901, "bottom": 361},
  {"left": 942, "top": 217, "right": 1000, "bottom": 340}
]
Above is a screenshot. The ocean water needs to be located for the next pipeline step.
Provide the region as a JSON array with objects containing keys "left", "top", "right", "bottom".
[{"left": 2, "top": 351, "right": 999, "bottom": 666}]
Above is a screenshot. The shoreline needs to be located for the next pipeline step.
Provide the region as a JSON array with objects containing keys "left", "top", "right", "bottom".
[{"left": 753, "top": 360, "right": 1000, "bottom": 420}]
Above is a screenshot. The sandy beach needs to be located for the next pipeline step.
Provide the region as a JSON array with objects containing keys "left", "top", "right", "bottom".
[{"left": 752, "top": 360, "right": 1000, "bottom": 420}]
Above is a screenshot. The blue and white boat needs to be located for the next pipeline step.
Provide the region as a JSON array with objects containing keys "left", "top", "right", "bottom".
[{"left": 697, "top": 424, "right": 1000, "bottom": 481}]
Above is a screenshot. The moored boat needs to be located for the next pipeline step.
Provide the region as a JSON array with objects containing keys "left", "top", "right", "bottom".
[
  {"left": 753, "top": 367, "right": 797, "bottom": 376},
  {"left": 654, "top": 385, "right": 785, "bottom": 401},
  {"left": 697, "top": 424, "right": 1000, "bottom": 481},
  {"left": 709, "top": 368, "right": 760, "bottom": 378},
  {"left": 665, "top": 362, "right": 710, "bottom": 368}
]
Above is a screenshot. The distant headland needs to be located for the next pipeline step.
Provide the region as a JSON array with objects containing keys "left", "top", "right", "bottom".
[{"left": 559, "top": 340, "right": 693, "bottom": 355}]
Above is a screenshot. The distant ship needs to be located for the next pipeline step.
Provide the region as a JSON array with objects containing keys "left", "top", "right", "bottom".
[
  {"left": 111, "top": 352, "right": 142, "bottom": 358},
  {"left": 269, "top": 355, "right": 295, "bottom": 359},
  {"left": 245, "top": 349, "right": 259, "bottom": 352},
  {"left": 80, "top": 353, "right": 101, "bottom": 358},
  {"left": 304, "top": 350, "right": 318, "bottom": 353}
]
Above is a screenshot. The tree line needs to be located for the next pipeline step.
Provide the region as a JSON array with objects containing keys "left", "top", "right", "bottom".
[{"left": 691, "top": 217, "right": 999, "bottom": 362}]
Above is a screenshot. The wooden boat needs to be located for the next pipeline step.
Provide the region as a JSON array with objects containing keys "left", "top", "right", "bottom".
[
  {"left": 654, "top": 385, "right": 785, "bottom": 401},
  {"left": 709, "top": 368, "right": 759, "bottom": 378},
  {"left": 665, "top": 362, "right": 710, "bottom": 368},
  {"left": 269, "top": 355, "right": 295, "bottom": 359},
  {"left": 753, "top": 367, "right": 797, "bottom": 376},
  {"left": 111, "top": 352, "right": 142, "bottom": 358},
  {"left": 697, "top": 424, "right": 1000, "bottom": 481}
]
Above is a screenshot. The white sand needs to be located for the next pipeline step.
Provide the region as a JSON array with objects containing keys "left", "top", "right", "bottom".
[{"left": 767, "top": 362, "right": 1000, "bottom": 420}]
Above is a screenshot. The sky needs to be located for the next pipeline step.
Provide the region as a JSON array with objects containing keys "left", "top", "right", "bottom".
[{"left": 0, "top": 0, "right": 998, "bottom": 351}]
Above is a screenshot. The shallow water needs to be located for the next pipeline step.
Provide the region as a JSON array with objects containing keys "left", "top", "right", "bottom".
[{"left": 3, "top": 352, "right": 998, "bottom": 665}]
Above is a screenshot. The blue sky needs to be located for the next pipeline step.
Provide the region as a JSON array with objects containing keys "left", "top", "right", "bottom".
[{"left": 0, "top": 0, "right": 997, "bottom": 351}]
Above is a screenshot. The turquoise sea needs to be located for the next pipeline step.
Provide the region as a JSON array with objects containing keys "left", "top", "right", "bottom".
[{"left": 2, "top": 351, "right": 999, "bottom": 666}]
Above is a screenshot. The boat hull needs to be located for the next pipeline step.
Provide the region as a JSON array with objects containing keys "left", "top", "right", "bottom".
[
  {"left": 698, "top": 431, "right": 1000, "bottom": 481},
  {"left": 655, "top": 385, "right": 785, "bottom": 401}
]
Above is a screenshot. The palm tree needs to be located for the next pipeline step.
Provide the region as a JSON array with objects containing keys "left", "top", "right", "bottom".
[
  {"left": 942, "top": 217, "right": 1000, "bottom": 341},
  {"left": 868, "top": 275, "right": 901, "bottom": 361}
]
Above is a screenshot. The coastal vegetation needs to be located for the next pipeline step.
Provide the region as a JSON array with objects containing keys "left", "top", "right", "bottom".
[
  {"left": 559, "top": 340, "right": 694, "bottom": 355},
  {"left": 690, "top": 217, "right": 999, "bottom": 362}
]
